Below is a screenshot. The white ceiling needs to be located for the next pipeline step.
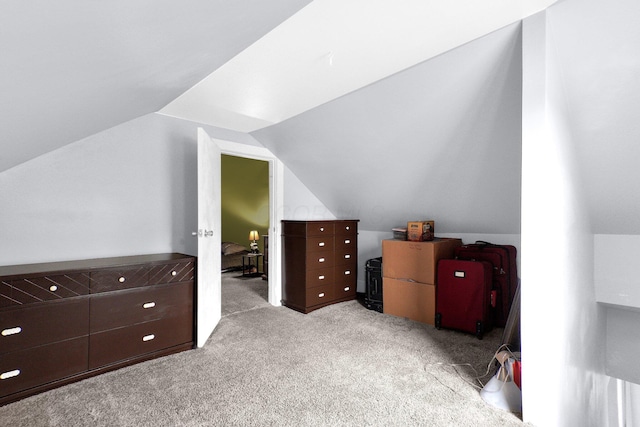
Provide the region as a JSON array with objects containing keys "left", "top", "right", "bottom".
[
  {"left": 4, "top": 0, "right": 638, "bottom": 235},
  {"left": 0, "top": 0, "right": 554, "bottom": 173},
  {"left": 0, "top": 0, "right": 312, "bottom": 172},
  {"left": 160, "top": 0, "right": 557, "bottom": 132}
]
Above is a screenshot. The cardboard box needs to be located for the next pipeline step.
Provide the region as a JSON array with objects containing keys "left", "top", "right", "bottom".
[
  {"left": 382, "top": 238, "right": 462, "bottom": 284},
  {"left": 391, "top": 227, "right": 407, "bottom": 240},
  {"left": 383, "top": 277, "right": 436, "bottom": 325},
  {"left": 407, "top": 220, "right": 434, "bottom": 241}
]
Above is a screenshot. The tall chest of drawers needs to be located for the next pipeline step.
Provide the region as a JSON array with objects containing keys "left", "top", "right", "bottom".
[
  {"left": 282, "top": 220, "right": 358, "bottom": 313},
  {"left": 0, "top": 253, "right": 195, "bottom": 406}
]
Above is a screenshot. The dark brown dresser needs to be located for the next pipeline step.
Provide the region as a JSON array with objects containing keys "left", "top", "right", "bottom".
[
  {"left": 282, "top": 220, "right": 358, "bottom": 313},
  {"left": 0, "top": 253, "right": 195, "bottom": 406}
]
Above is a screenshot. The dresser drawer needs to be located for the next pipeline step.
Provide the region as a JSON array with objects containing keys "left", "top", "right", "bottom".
[
  {"left": 88, "top": 313, "right": 194, "bottom": 369},
  {"left": 335, "top": 221, "right": 358, "bottom": 236},
  {"left": 148, "top": 260, "right": 195, "bottom": 285},
  {"left": 306, "top": 236, "right": 334, "bottom": 253},
  {"left": 306, "top": 222, "right": 335, "bottom": 237},
  {"left": 0, "top": 337, "right": 88, "bottom": 399},
  {"left": 0, "top": 298, "right": 89, "bottom": 355},
  {"left": 90, "top": 282, "right": 194, "bottom": 333},
  {"left": 305, "top": 268, "right": 334, "bottom": 289},
  {"left": 333, "top": 281, "right": 357, "bottom": 300},
  {"left": 305, "top": 250, "right": 335, "bottom": 270},
  {"left": 334, "top": 249, "right": 356, "bottom": 266},
  {"left": 335, "top": 235, "right": 356, "bottom": 255},
  {"left": 0, "top": 273, "right": 90, "bottom": 308},
  {"left": 306, "top": 285, "right": 334, "bottom": 308},
  {"left": 334, "top": 261, "right": 357, "bottom": 283},
  {"left": 90, "top": 265, "right": 149, "bottom": 294}
]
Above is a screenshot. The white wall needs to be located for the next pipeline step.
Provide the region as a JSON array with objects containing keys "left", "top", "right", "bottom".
[
  {"left": 282, "top": 166, "right": 336, "bottom": 221},
  {"left": 595, "top": 235, "right": 640, "bottom": 387},
  {"left": 521, "top": 11, "right": 609, "bottom": 426},
  {"left": 0, "top": 114, "right": 258, "bottom": 266},
  {"left": 0, "top": 113, "right": 333, "bottom": 269}
]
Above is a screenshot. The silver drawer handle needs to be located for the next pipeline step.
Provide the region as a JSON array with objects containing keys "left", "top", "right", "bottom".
[
  {"left": 319, "top": 275, "right": 325, "bottom": 280},
  {"left": 344, "top": 287, "right": 350, "bottom": 291},
  {"left": 345, "top": 239, "right": 350, "bottom": 244},
  {"left": 171, "top": 271, "right": 177, "bottom": 276},
  {"left": 318, "top": 292, "right": 325, "bottom": 298},
  {"left": 344, "top": 254, "right": 351, "bottom": 259},
  {"left": 320, "top": 227, "right": 324, "bottom": 232},
  {"left": 345, "top": 270, "right": 351, "bottom": 275},
  {"left": 319, "top": 257, "right": 325, "bottom": 263},
  {"left": 49, "top": 285, "right": 58, "bottom": 292},
  {"left": 318, "top": 242, "right": 325, "bottom": 247},
  {"left": 1, "top": 327, "right": 22, "bottom": 336},
  {"left": 143, "top": 334, "right": 155, "bottom": 342},
  {"left": 346, "top": 226, "right": 350, "bottom": 230},
  {"left": 118, "top": 276, "right": 126, "bottom": 283},
  {"left": 0, "top": 370, "right": 20, "bottom": 380},
  {"left": 143, "top": 302, "right": 156, "bottom": 309}
]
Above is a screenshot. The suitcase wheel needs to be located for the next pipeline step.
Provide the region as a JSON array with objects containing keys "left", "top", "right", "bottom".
[
  {"left": 476, "top": 320, "right": 484, "bottom": 340},
  {"left": 435, "top": 313, "right": 442, "bottom": 330}
]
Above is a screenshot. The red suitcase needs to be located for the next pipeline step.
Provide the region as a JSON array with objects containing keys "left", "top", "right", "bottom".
[
  {"left": 453, "top": 241, "right": 517, "bottom": 327},
  {"left": 435, "top": 259, "right": 495, "bottom": 339}
]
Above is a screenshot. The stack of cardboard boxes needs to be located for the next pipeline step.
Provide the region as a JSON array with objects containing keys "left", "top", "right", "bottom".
[{"left": 381, "top": 237, "right": 462, "bottom": 324}]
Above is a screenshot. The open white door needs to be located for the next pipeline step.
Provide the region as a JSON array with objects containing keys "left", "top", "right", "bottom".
[{"left": 196, "top": 127, "right": 221, "bottom": 347}]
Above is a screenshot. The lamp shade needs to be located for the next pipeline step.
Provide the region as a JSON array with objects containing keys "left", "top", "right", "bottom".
[{"left": 249, "top": 230, "right": 260, "bottom": 241}]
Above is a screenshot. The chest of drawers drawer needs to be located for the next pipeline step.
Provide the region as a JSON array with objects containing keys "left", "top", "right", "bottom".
[
  {"left": 305, "top": 236, "right": 334, "bottom": 253},
  {"left": 305, "top": 250, "right": 336, "bottom": 270},
  {"left": 333, "top": 281, "right": 356, "bottom": 300},
  {"left": 305, "top": 221, "right": 335, "bottom": 236},
  {"left": 90, "top": 281, "right": 193, "bottom": 333},
  {"left": 0, "top": 298, "right": 89, "bottom": 355},
  {"left": 0, "top": 337, "right": 88, "bottom": 399},
  {"left": 305, "top": 284, "right": 334, "bottom": 308},
  {"left": 1, "top": 273, "right": 89, "bottom": 309},
  {"left": 88, "top": 313, "right": 194, "bottom": 370},
  {"left": 90, "top": 265, "right": 149, "bottom": 294},
  {"left": 305, "top": 268, "right": 335, "bottom": 288},
  {"left": 148, "top": 261, "right": 195, "bottom": 285},
  {"left": 7, "top": 273, "right": 90, "bottom": 306},
  {"left": 335, "top": 221, "right": 357, "bottom": 236}
]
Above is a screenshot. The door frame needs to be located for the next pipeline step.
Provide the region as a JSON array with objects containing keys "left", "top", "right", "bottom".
[{"left": 213, "top": 137, "right": 284, "bottom": 308}]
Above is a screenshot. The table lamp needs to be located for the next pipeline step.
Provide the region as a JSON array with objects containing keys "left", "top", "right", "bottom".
[{"left": 249, "top": 230, "right": 259, "bottom": 253}]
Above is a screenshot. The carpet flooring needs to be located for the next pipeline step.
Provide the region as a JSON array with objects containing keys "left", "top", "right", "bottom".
[{"left": 0, "top": 273, "right": 527, "bottom": 426}]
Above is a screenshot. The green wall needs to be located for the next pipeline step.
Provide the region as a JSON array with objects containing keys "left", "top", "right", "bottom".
[{"left": 221, "top": 155, "right": 269, "bottom": 253}]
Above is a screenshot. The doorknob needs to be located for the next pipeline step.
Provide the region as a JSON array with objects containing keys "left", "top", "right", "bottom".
[{"left": 192, "top": 229, "right": 213, "bottom": 237}]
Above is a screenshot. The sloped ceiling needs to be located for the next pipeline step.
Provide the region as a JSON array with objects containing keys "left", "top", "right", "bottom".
[
  {"left": 0, "top": 0, "right": 312, "bottom": 172},
  {"left": 1, "top": 0, "right": 554, "bottom": 173},
  {"left": 161, "top": 0, "right": 556, "bottom": 132},
  {"left": 4, "top": 0, "right": 638, "bottom": 235}
]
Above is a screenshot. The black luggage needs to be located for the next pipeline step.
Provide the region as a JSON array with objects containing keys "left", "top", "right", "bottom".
[
  {"left": 364, "top": 257, "right": 383, "bottom": 312},
  {"left": 454, "top": 241, "right": 517, "bottom": 327},
  {"left": 435, "top": 259, "right": 495, "bottom": 339}
]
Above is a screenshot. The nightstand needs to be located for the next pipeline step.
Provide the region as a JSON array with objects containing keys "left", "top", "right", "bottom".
[{"left": 242, "top": 253, "right": 263, "bottom": 277}]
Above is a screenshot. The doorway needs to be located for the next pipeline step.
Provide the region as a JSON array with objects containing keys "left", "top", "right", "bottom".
[
  {"left": 196, "top": 130, "right": 284, "bottom": 347},
  {"left": 221, "top": 154, "right": 270, "bottom": 314}
]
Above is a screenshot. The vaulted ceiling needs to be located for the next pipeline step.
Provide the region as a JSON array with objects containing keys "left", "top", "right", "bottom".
[
  {"left": 0, "top": 0, "right": 312, "bottom": 172},
  {"left": 2, "top": 0, "right": 639, "bottom": 235},
  {"left": 1, "top": 0, "right": 553, "bottom": 172}
]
